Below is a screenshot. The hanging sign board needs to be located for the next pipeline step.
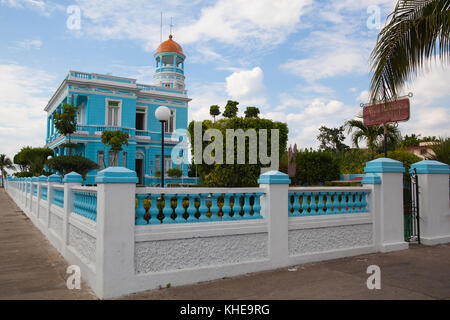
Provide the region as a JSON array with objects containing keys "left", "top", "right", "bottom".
[{"left": 363, "top": 97, "right": 410, "bottom": 126}]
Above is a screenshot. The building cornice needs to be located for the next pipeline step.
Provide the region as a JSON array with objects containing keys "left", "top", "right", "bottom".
[{"left": 45, "top": 71, "right": 191, "bottom": 113}]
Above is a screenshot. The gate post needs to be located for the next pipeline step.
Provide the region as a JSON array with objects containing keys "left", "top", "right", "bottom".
[
  {"left": 364, "top": 158, "right": 408, "bottom": 252},
  {"left": 410, "top": 160, "right": 450, "bottom": 245},
  {"left": 258, "top": 170, "right": 291, "bottom": 269},
  {"left": 94, "top": 167, "right": 138, "bottom": 299}
]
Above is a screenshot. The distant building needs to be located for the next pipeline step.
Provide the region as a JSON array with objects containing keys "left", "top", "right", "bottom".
[
  {"left": 406, "top": 141, "right": 437, "bottom": 160},
  {"left": 44, "top": 35, "right": 197, "bottom": 185}
]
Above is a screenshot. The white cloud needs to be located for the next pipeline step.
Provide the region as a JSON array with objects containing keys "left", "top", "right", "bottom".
[
  {"left": 400, "top": 106, "right": 450, "bottom": 139},
  {"left": 225, "top": 67, "right": 266, "bottom": 106},
  {"left": 357, "top": 90, "right": 369, "bottom": 102},
  {"left": 72, "top": 0, "right": 311, "bottom": 55},
  {"left": 188, "top": 81, "right": 228, "bottom": 123},
  {"left": 0, "top": 0, "right": 63, "bottom": 15},
  {"left": 178, "top": 0, "right": 312, "bottom": 47},
  {"left": 0, "top": 64, "right": 56, "bottom": 161},
  {"left": 261, "top": 97, "right": 358, "bottom": 149},
  {"left": 402, "top": 64, "right": 450, "bottom": 106},
  {"left": 281, "top": 29, "right": 372, "bottom": 81},
  {"left": 13, "top": 38, "right": 42, "bottom": 50}
]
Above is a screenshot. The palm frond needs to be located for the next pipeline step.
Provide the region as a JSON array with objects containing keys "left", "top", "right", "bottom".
[{"left": 370, "top": 0, "right": 450, "bottom": 102}]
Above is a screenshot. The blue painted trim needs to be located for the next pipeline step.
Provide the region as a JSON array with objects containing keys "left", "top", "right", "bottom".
[
  {"left": 95, "top": 167, "right": 138, "bottom": 184},
  {"left": 48, "top": 174, "right": 62, "bottom": 182},
  {"left": 361, "top": 173, "right": 381, "bottom": 185},
  {"left": 257, "top": 170, "right": 291, "bottom": 184},
  {"left": 409, "top": 160, "right": 450, "bottom": 174},
  {"left": 63, "top": 172, "right": 83, "bottom": 183},
  {"left": 31, "top": 177, "right": 38, "bottom": 182},
  {"left": 38, "top": 175, "right": 47, "bottom": 182},
  {"left": 364, "top": 157, "right": 405, "bottom": 173}
]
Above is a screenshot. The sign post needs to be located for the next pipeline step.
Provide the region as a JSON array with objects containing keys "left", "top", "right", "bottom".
[{"left": 362, "top": 95, "right": 412, "bottom": 157}]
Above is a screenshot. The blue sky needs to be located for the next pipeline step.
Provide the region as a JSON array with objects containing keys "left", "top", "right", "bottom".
[{"left": 1, "top": 0, "right": 449, "bottom": 160}]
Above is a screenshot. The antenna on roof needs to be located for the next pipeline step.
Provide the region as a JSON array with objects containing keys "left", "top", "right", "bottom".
[
  {"left": 170, "top": 17, "right": 173, "bottom": 35},
  {"left": 160, "top": 12, "right": 163, "bottom": 42}
]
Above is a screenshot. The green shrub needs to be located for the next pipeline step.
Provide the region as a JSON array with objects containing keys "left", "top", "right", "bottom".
[
  {"left": 429, "top": 137, "right": 450, "bottom": 165},
  {"left": 336, "top": 149, "right": 371, "bottom": 174},
  {"left": 46, "top": 155, "right": 98, "bottom": 179},
  {"left": 375, "top": 150, "right": 421, "bottom": 173},
  {"left": 13, "top": 171, "right": 34, "bottom": 178},
  {"left": 294, "top": 149, "right": 340, "bottom": 185},
  {"left": 167, "top": 168, "right": 182, "bottom": 178}
]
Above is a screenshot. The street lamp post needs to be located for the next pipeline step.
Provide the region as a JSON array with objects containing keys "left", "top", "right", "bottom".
[{"left": 155, "top": 106, "right": 171, "bottom": 188}]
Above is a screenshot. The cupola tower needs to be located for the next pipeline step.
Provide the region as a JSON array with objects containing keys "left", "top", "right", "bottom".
[{"left": 154, "top": 35, "right": 185, "bottom": 90}]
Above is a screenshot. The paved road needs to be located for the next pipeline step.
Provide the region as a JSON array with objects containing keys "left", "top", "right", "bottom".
[
  {"left": 1, "top": 188, "right": 450, "bottom": 300},
  {"left": 0, "top": 188, "right": 96, "bottom": 299}
]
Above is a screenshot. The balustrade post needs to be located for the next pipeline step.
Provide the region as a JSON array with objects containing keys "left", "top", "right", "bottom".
[
  {"left": 31, "top": 177, "right": 38, "bottom": 215},
  {"left": 258, "top": 170, "right": 291, "bottom": 269},
  {"left": 363, "top": 158, "right": 408, "bottom": 252},
  {"left": 94, "top": 167, "right": 137, "bottom": 299},
  {"left": 25, "top": 178, "right": 31, "bottom": 210},
  {"left": 37, "top": 175, "right": 47, "bottom": 220},
  {"left": 410, "top": 160, "right": 450, "bottom": 245},
  {"left": 63, "top": 172, "right": 83, "bottom": 246},
  {"left": 47, "top": 174, "right": 62, "bottom": 228}
]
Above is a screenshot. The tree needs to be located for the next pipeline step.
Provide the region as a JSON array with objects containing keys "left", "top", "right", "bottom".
[
  {"left": 101, "top": 130, "right": 129, "bottom": 167},
  {"left": 188, "top": 117, "right": 288, "bottom": 187},
  {"left": 317, "top": 126, "right": 349, "bottom": 153},
  {"left": 222, "top": 100, "right": 239, "bottom": 118},
  {"left": 370, "top": 0, "right": 450, "bottom": 102},
  {"left": 345, "top": 118, "right": 401, "bottom": 158},
  {"left": 421, "top": 135, "right": 439, "bottom": 142},
  {"left": 209, "top": 105, "right": 221, "bottom": 122},
  {"left": 244, "top": 106, "right": 260, "bottom": 118},
  {"left": 0, "top": 154, "right": 15, "bottom": 187},
  {"left": 46, "top": 155, "right": 98, "bottom": 180},
  {"left": 293, "top": 149, "right": 340, "bottom": 186},
  {"left": 429, "top": 137, "right": 450, "bottom": 165},
  {"left": 53, "top": 103, "right": 78, "bottom": 155},
  {"left": 401, "top": 134, "right": 422, "bottom": 147},
  {"left": 13, "top": 147, "right": 53, "bottom": 176}
]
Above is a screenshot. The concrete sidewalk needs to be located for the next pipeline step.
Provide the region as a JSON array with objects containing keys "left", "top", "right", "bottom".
[{"left": 1, "top": 188, "right": 449, "bottom": 300}]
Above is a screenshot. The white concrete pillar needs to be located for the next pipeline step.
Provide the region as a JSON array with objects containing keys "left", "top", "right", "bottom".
[
  {"left": 364, "top": 158, "right": 408, "bottom": 252},
  {"left": 258, "top": 170, "right": 291, "bottom": 268},
  {"left": 63, "top": 172, "right": 83, "bottom": 246},
  {"left": 94, "top": 167, "right": 138, "bottom": 299},
  {"left": 410, "top": 160, "right": 450, "bottom": 245}
]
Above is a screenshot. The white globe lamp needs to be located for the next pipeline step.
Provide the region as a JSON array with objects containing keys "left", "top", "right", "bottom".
[{"left": 155, "top": 106, "right": 171, "bottom": 187}]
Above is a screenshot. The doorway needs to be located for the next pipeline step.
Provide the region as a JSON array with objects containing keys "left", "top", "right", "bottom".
[{"left": 135, "top": 159, "right": 143, "bottom": 185}]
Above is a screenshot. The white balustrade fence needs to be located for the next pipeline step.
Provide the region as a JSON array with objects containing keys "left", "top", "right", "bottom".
[{"left": 4, "top": 158, "right": 449, "bottom": 299}]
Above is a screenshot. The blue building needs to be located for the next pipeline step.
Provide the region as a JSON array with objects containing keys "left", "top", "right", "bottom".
[{"left": 44, "top": 35, "right": 196, "bottom": 185}]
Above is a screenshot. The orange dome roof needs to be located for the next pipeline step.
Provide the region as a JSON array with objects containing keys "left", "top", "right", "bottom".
[{"left": 155, "top": 35, "right": 184, "bottom": 56}]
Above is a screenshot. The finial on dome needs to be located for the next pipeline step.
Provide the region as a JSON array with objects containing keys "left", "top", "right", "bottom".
[{"left": 169, "top": 34, "right": 173, "bottom": 40}]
